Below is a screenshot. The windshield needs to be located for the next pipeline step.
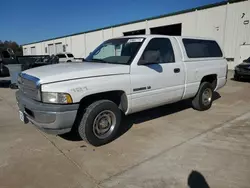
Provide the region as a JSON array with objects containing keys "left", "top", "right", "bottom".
[{"left": 85, "top": 38, "right": 145, "bottom": 65}]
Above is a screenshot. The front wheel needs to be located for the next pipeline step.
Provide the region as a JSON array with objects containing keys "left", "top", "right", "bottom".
[
  {"left": 78, "top": 100, "right": 121, "bottom": 146},
  {"left": 234, "top": 73, "right": 240, "bottom": 81},
  {"left": 192, "top": 82, "right": 213, "bottom": 111}
]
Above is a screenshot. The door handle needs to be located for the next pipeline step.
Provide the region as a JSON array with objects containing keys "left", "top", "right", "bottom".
[{"left": 174, "top": 68, "right": 180, "bottom": 73}]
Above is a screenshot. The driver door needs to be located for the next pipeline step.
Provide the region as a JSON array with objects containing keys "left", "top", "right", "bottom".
[{"left": 130, "top": 37, "right": 185, "bottom": 113}]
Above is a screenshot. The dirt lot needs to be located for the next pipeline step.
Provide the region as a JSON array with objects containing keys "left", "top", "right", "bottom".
[{"left": 0, "top": 73, "right": 250, "bottom": 188}]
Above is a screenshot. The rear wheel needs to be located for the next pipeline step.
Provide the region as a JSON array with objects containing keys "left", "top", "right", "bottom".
[
  {"left": 192, "top": 82, "right": 213, "bottom": 111},
  {"left": 77, "top": 100, "right": 121, "bottom": 146}
]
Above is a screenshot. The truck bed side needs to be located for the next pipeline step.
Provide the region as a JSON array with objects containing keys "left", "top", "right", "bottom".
[{"left": 175, "top": 37, "right": 227, "bottom": 100}]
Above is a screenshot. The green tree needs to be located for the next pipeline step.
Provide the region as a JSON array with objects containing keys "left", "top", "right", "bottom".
[{"left": 0, "top": 40, "right": 23, "bottom": 56}]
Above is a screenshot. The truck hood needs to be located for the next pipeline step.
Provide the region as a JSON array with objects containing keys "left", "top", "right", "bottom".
[{"left": 23, "top": 62, "right": 130, "bottom": 84}]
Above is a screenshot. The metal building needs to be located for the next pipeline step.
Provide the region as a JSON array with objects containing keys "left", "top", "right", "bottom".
[{"left": 22, "top": 0, "right": 250, "bottom": 69}]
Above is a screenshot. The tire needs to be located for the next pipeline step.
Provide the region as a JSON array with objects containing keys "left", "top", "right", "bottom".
[
  {"left": 234, "top": 73, "right": 240, "bottom": 81},
  {"left": 78, "top": 100, "right": 121, "bottom": 146},
  {"left": 10, "top": 83, "right": 18, "bottom": 89},
  {"left": 192, "top": 82, "right": 213, "bottom": 111}
]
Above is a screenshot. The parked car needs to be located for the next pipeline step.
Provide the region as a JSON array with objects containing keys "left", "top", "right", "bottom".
[
  {"left": 16, "top": 35, "right": 227, "bottom": 146},
  {"left": 56, "top": 53, "right": 75, "bottom": 62},
  {"left": 0, "top": 63, "right": 10, "bottom": 77},
  {"left": 234, "top": 57, "right": 250, "bottom": 80},
  {"left": 0, "top": 48, "right": 15, "bottom": 77}
]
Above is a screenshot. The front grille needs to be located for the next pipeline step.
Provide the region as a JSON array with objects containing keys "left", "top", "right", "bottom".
[
  {"left": 243, "top": 67, "right": 250, "bottom": 71},
  {"left": 18, "top": 73, "right": 40, "bottom": 101}
]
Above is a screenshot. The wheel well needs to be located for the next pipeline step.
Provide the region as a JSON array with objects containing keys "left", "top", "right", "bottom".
[
  {"left": 201, "top": 74, "right": 217, "bottom": 90},
  {"left": 79, "top": 91, "right": 128, "bottom": 113}
]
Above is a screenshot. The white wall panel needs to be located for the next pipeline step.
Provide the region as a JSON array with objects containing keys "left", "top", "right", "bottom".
[
  {"left": 71, "top": 34, "right": 85, "bottom": 58},
  {"left": 64, "top": 36, "right": 72, "bottom": 53},
  {"left": 85, "top": 30, "right": 103, "bottom": 57},
  {"left": 224, "top": 1, "right": 250, "bottom": 68},
  {"left": 196, "top": 6, "right": 226, "bottom": 47},
  {"left": 103, "top": 28, "right": 113, "bottom": 41},
  {"left": 180, "top": 12, "right": 197, "bottom": 36}
]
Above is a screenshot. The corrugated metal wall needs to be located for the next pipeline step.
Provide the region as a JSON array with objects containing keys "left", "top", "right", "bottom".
[{"left": 22, "top": 1, "right": 250, "bottom": 69}]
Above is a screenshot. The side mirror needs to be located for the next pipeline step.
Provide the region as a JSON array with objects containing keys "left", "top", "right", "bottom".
[
  {"left": 138, "top": 60, "right": 157, "bottom": 65},
  {"left": 139, "top": 51, "right": 160, "bottom": 65},
  {"left": 138, "top": 59, "right": 148, "bottom": 65}
]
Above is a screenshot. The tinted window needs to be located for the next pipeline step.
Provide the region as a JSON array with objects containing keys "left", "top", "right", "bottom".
[
  {"left": 183, "top": 39, "right": 222, "bottom": 58},
  {"left": 57, "top": 54, "right": 66, "bottom": 58},
  {"left": 67, "top": 53, "right": 74, "bottom": 58},
  {"left": 140, "top": 38, "right": 175, "bottom": 64}
]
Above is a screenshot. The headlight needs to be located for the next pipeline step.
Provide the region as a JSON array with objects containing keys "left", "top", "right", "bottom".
[{"left": 42, "top": 92, "right": 73, "bottom": 104}]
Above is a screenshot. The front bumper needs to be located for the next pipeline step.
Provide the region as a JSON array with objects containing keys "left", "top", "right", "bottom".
[
  {"left": 235, "top": 70, "right": 250, "bottom": 77},
  {"left": 16, "top": 90, "right": 79, "bottom": 135}
]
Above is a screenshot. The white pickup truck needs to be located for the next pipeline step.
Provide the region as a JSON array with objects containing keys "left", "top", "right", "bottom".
[{"left": 16, "top": 35, "right": 227, "bottom": 146}]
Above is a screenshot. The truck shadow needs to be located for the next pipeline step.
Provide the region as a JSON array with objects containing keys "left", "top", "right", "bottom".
[
  {"left": 116, "top": 92, "right": 220, "bottom": 140},
  {"left": 60, "top": 92, "right": 221, "bottom": 142}
]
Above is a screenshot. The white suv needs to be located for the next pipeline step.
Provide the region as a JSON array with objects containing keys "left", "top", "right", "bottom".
[{"left": 56, "top": 53, "right": 75, "bottom": 63}]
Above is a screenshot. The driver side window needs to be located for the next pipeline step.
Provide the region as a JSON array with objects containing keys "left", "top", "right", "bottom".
[{"left": 139, "top": 38, "right": 175, "bottom": 64}]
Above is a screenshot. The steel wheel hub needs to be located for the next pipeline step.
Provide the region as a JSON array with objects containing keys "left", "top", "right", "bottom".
[
  {"left": 93, "top": 110, "right": 116, "bottom": 139},
  {"left": 202, "top": 88, "right": 212, "bottom": 106}
]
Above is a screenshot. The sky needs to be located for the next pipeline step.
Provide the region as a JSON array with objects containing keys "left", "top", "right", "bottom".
[{"left": 1, "top": 0, "right": 222, "bottom": 45}]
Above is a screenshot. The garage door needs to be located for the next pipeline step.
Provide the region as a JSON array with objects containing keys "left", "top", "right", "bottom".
[
  {"left": 55, "top": 43, "right": 63, "bottom": 54},
  {"left": 31, "top": 47, "right": 36, "bottom": 55},
  {"left": 23, "top": 48, "right": 28, "bottom": 55},
  {"left": 48, "top": 44, "right": 54, "bottom": 55}
]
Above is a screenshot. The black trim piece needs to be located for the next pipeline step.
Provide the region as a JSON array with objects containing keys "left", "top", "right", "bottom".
[
  {"left": 22, "top": 0, "right": 247, "bottom": 46},
  {"left": 133, "top": 87, "right": 147, "bottom": 92}
]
